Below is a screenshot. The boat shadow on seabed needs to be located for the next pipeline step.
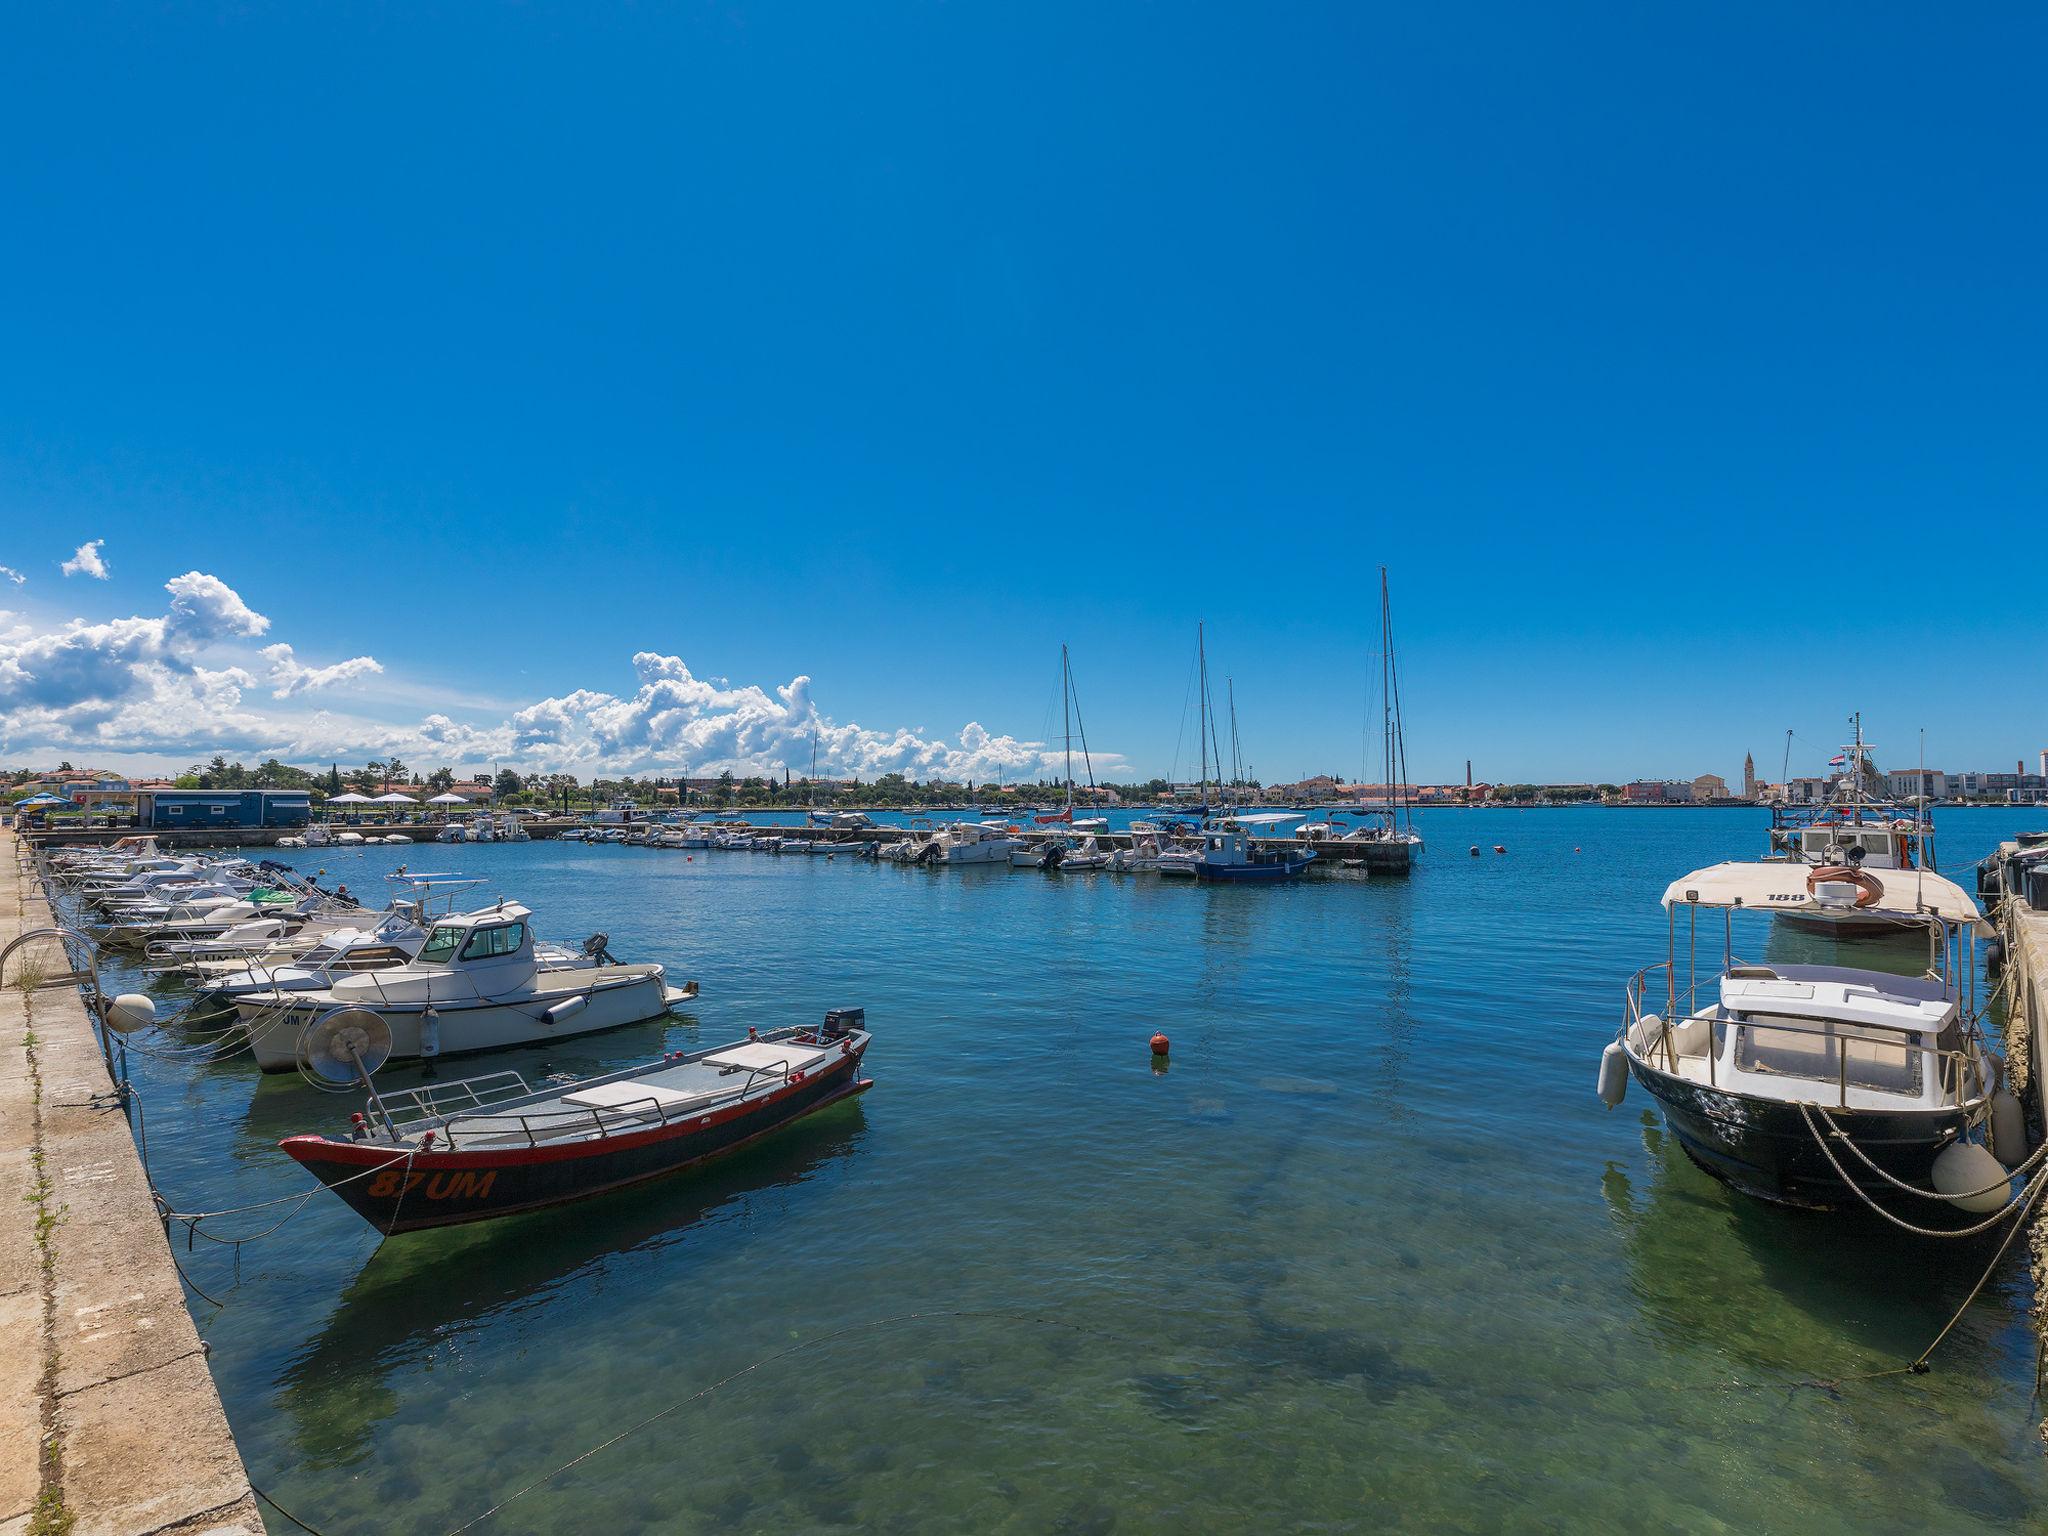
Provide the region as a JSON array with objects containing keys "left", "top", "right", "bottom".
[
  {"left": 274, "top": 1105, "right": 870, "bottom": 1469},
  {"left": 1599, "top": 1114, "right": 2031, "bottom": 1368}
]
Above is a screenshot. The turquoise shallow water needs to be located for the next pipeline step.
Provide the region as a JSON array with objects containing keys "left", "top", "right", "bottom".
[{"left": 87, "top": 807, "right": 2048, "bottom": 1533}]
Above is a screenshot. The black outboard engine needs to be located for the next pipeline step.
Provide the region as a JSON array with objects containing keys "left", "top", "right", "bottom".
[
  {"left": 581, "top": 932, "right": 618, "bottom": 966},
  {"left": 823, "top": 1007, "right": 865, "bottom": 1040}
]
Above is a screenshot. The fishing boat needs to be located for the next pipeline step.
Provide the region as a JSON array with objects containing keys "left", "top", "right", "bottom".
[
  {"left": 1598, "top": 861, "right": 2026, "bottom": 1220},
  {"left": 280, "top": 1008, "right": 873, "bottom": 1234},
  {"left": 1190, "top": 813, "right": 1317, "bottom": 882},
  {"left": 1765, "top": 715, "right": 1936, "bottom": 937},
  {"left": 234, "top": 901, "right": 695, "bottom": 1071}
]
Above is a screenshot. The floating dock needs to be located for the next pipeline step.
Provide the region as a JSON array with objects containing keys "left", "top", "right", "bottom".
[{"left": 0, "top": 826, "right": 263, "bottom": 1534}]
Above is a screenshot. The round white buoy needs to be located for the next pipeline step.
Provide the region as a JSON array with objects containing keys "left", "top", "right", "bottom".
[
  {"left": 1932, "top": 1142, "right": 2010, "bottom": 1214},
  {"left": 1597, "top": 1040, "right": 1629, "bottom": 1107},
  {"left": 102, "top": 994, "right": 157, "bottom": 1035},
  {"left": 1988, "top": 1089, "right": 2027, "bottom": 1168}
]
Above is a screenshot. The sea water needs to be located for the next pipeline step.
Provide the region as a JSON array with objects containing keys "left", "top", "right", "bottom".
[{"left": 94, "top": 807, "right": 2048, "bottom": 1533}]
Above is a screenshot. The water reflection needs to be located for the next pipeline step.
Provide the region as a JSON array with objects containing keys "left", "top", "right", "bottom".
[{"left": 277, "top": 1106, "right": 868, "bottom": 1467}]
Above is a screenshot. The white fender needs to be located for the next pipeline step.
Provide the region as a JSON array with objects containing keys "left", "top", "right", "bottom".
[
  {"left": 546, "top": 995, "right": 588, "bottom": 1026},
  {"left": 103, "top": 994, "right": 157, "bottom": 1035},
  {"left": 1988, "top": 1089, "right": 2027, "bottom": 1169},
  {"left": 419, "top": 1007, "right": 441, "bottom": 1058},
  {"left": 1597, "top": 1041, "right": 1629, "bottom": 1108},
  {"left": 1932, "top": 1142, "right": 2010, "bottom": 1215}
]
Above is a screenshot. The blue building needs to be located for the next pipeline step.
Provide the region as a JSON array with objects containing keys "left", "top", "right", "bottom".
[{"left": 136, "top": 789, "right": 312, "bottom": 830}]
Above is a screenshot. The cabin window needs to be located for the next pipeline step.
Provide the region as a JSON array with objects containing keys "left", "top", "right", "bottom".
[
  {"left": 460, "top": 922, "right": 527, "bottom": 960},
  {"left": 1736, "top": 1016, "right": 1923, "bottom": 1096},
  {"left": 419, "top": 925, "right": 464, "bottom": 963}
]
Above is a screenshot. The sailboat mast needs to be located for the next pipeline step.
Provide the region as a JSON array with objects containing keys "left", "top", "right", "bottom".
[
  {"left": 1062, "top": 644, "right": 1074, "bottom": 813},
  {"left": 1198, "top": 622, "right": 1210, "bottom": 805}
]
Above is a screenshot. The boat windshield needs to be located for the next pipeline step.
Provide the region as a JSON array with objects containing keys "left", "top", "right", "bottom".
[
  {"left": 461, "top": 922, "right": 527, "bottom": 960},
  {"left": 1736, "top": 1016, "right": 1924, "bottom": 1096},
  {"left": 419, "top": 925, "right": 464, "bottom": 964}
]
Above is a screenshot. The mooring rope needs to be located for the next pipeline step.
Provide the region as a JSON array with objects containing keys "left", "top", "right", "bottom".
[
  {"left": 1796, "top": 1103, "right": 2046, "bottom": 1240},
  {"left": 1809, "top": 1102, "right": 2048, "bottom": 1203}
]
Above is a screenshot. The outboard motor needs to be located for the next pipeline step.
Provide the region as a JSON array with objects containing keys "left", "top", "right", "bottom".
[
  {"left": 581, "top": 932, "right": 618, "bottom": 966},
  {"left": 823, "top": 1007, "right": 865, "bottom": 1040}
]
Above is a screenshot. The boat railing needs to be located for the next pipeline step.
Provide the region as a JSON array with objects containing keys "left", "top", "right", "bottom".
[
  {"left": 380, "top": 1071, "right": 536, "bottom": 1132},
  {"left": 1622, "top": 962, "right": 1985, "bottom": 1109},
  {"left": 426, "top": 1058, "right": 799, "bottom": 1150}
]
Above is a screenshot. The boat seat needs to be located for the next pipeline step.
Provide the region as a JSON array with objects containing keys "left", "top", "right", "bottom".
[{"left": 560, "top": 1081, "right": 711, "bottom": 1111}]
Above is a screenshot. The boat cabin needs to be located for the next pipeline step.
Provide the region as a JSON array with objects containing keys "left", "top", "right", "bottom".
[{"left": 328, "top": 902, "right": 539, "bottom": 1005}]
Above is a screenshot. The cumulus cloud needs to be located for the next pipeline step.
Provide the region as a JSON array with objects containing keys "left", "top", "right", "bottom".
[
  {"left": 500, "top": 651, "right": 1102, "bottom": 782},
  {"left": 0, "top": 567, "right": 23, "bottom": 586},
  {"left": 60, "top": 540, "right": 109, "bottom": 579},
  {"left": 0, "top": 564, "right": 1125, "bottom": 780},
  {"left": 261, "top": 643, "right": 384, "bottom": 698}
]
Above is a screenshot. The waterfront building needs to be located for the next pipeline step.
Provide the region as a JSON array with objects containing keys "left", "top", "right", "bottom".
[
  {"left": 1692, "top": 774, "right": 1730, "bottom": 801},
  {"left": 1742, "top": 753, "right": 1756, "bottom": 798},
  {"left": 137, "top": 788, "right": 312, "bottom": 830}
]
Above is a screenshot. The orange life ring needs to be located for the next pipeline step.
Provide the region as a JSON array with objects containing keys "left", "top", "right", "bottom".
[{"left": 1808, "top": 864, "right": 1882, "bottom": 908}]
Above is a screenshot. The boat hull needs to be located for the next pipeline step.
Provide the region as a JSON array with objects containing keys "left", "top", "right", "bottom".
[
  {"left": 1629, "top": 1060, "right": 1974, "bottom": 1213},
  {"left": 240, "top": 969, "right": 677, "bottom": 1072},
  {"left": 1195, "top": 855, "right": 1316, "bottom": 883},
  {"left": 281, "top": 1054, "right": 871, "bottom": 1233}
]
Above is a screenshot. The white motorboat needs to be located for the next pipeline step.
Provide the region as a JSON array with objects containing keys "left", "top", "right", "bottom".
[
  {"left": 1059, "top": 835, "right": 1111, "bottom": 871},
  {"left": 236, "top": 901, "right": 695, "bottom": 1072},
  {"left": 1601, "top": 861, "right": 2021, "bottom": 1222},
  {"left": 926, "top": 821, "right": 1020, "bottom": 865}
]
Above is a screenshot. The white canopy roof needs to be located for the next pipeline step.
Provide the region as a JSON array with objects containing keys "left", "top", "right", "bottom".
[
  {"left": 373, "top": 792, "right": 419, "bottom": 804},
  {"left": 1660, "top": 861, "right": 1987, "bottom": 929},
  {"left": 326, "top": 792, "right": 372, "bottom": 804},
  {"left": 426, "top": 793, "right": 470, "bottom": 805}
]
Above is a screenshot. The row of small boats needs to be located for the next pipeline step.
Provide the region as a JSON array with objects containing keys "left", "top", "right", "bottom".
[
  {"left": 35, "top": 837, "right": 872, "bottom": 1236},
  {"left": 581, "top": 809, "right": 1421, "bottom": 880}
]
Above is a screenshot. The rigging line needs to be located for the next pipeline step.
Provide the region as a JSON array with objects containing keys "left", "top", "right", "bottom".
[{"left": 441, "top": 1309, "right": 1109, "bottom": 1535}]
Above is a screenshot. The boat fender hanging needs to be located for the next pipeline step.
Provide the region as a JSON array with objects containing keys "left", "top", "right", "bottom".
[
  {"left": 102, "top": 993, "right": 158, "bottom": 1035},
  {"left": 1597, "top": 1041, "right": 1628, "bottom": 1107},
  {"left": 419, "top": 1006, "right": 441, "bottom": 1058},
  {"left": 1931, "top": 1143, "right": 2010, "bottom": 1214},
  {"left": 1988, "top": 1088, "right": 2027, "bottom": 1168},
  {"left": 546, "top": 995, "right": 588, "bottom": 1025}
]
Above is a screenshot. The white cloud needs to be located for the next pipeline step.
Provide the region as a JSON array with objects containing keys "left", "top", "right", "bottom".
[
  {"left": 0, "top": 563, "right": 1125, "bottom": 781},
  {"left": 60, "top": 540, "right": 109, "bottom": 579},
  {"left": 260, "top": 643, "right": 383, "bottom": 698},
  {"left": 0, "top": 567, "right": 23, "bottom": 586}
]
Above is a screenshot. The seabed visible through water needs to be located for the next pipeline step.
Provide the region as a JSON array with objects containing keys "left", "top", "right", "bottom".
[{"left": 98, "top": 807, "right": 2048, "bottom": 1533}]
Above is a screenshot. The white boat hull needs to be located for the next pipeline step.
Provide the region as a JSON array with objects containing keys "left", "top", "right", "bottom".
[{"left": 239, "top": 967, "right": 676, "bottom": 1072}]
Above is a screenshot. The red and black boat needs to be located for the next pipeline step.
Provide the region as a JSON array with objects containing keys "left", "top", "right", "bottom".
[{"left": 280, "top": 1009, "right": 872, "bottom": 1234}]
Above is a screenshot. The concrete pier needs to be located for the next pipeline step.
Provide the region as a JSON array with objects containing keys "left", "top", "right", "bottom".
[{"left": 1, "top": 828, "right": 262, "bottom": 1536}]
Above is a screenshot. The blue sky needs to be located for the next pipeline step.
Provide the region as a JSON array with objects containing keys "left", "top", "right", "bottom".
[{"left": 2, "top": 4, "right": 2042, "bottom": 785}]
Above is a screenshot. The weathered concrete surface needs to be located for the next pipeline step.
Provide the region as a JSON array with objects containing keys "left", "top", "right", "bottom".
[{"left": 1, "top": 829, "right": 262, "bottom": 1535}]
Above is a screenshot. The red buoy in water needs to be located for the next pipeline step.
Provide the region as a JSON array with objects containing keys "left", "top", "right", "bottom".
[
  {"left": 1493, "top": 845, "right": 1506, "bottom": 854},
  {"left": 1150, "top": 1032, "right": 1170, "bottom": 1057}
]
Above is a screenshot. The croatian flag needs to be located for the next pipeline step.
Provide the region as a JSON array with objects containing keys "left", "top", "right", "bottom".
[{"left": 1828, "top": 753, "right": 1847, "bottom": 766}]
